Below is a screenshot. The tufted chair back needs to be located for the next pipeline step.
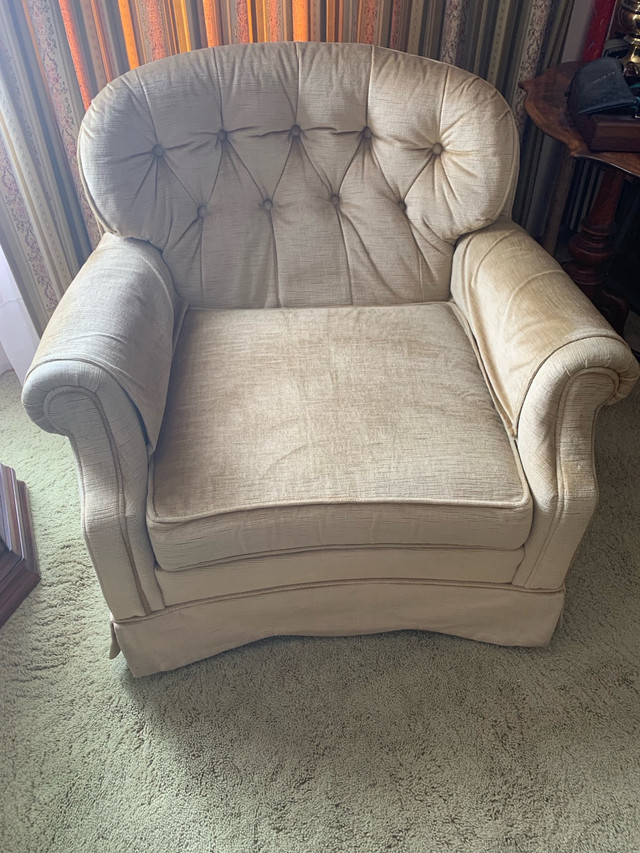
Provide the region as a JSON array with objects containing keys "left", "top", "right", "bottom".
[{"left": 79, "top": 42, "right": 519, "bottom": 309}]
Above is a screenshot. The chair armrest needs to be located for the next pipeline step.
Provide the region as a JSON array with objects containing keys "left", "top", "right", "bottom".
[
  {"left": 23, "top": 233, "right": 185, "bottom": 450},
  {"left": 451, "top": 219, "right": 638, "bottom": 436},
  {"left": 451, "top": 220, "right": 639, "bottom": 591},
  {"left": 22, "top": 235, "right": 186, "bottom": 620}
]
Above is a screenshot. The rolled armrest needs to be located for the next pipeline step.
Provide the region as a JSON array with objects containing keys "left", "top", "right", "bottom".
[
  {"left": 22, "top": 235, "right": 186, "bottom": 620},
  {"left": 452, "top": 219, "right": 638, "bottom": 591},
  {"left": 23, "top": 233, "right": 185, "bottom": 450},
  {"left": 451, "top": 219, "right": 638, "bottom": 436}
]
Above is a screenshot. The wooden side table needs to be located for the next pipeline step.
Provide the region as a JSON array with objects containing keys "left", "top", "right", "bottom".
[
  {"left": 520, "top": 62, "right": 640, "bottom": 337},
  {"left": 0, "top": 462, "right": 39, "bottom": 627}
]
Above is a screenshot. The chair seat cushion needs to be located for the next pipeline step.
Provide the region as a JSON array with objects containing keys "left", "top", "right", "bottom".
[{"left": 148, "top": 303, "right": 532, "bottom": 571}]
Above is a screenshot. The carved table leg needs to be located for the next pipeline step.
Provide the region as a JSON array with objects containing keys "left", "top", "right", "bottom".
[{"left": 563, "top": 166, "right": 628, "bottom": 336}]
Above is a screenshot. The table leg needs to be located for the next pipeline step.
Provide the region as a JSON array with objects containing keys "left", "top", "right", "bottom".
[
  {"left": 542, "top": 148, "right": 574, "bottom": 256},
  {"left": 563, "top": 166, "right": 628, "bottom": 336}
]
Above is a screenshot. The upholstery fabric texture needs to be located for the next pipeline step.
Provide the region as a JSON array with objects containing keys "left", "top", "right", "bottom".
[
  {"left": 451, "top": 220, "right": 638, "bottom": 434},
  {"left": 24, "top": 233, "right": 186, "bottom": 450},
  {"left": 148, "top": 303, "right": 531, "bottom": 570},
  {"left": 113, "top": 582, "right": 565, "bottom": 679},
  {"left": 154, "top": 548, "right": 525, "bottom": 605},
  {"left": 79, "top": 42, "right": 518, "bottom": 310},
  {"left": 21, "top": 42, "right": 639, "bottom": 676}
]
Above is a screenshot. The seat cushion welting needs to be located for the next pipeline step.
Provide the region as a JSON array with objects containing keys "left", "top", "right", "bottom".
[{"left": 148, "top": 303, "right": 532, "bottom": 571}]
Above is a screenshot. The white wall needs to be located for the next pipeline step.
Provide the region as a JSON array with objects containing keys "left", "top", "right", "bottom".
[{"left": 0, "top": 242, "right": 39, "bottom": 384}]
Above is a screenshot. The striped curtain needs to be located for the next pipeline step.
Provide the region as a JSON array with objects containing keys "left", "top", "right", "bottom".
[
  {"left": 0, "top": 0, "right": 575, "bottom": 334},
  {"left": 0, "top": 2, "right": 94, "bottom": 333}
]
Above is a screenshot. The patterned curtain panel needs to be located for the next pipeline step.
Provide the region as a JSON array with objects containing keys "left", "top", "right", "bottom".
[
  {"left": 0, "top": 0, "right": 574, "bottom": 333},
  {"left": 0, "top": 1, "right": 95, "bottom": 334}
]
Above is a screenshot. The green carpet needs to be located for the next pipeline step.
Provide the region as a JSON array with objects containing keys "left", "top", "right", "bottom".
[{"left": 1, "top": 367, "right": 639, "bottom": 853}]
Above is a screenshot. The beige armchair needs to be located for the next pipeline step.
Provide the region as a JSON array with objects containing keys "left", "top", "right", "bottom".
[{"left": 23, "top": 43, "right": 639, "bottom": 676}]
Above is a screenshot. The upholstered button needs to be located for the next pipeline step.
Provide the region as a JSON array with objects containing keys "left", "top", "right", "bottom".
[
  {"left": 330, "top": 194, "right": 340, "bottom": 206},
  {"left": 152, "top": 143, "right": 164, "bottom": 157},
  {"left": 432, "top": 142, "right": 444, "bottom": 155},
  {"left": 398, "top": 200, "right": 407, "bottom": 212},
  {"left": 263, "top": 199, "right": 273, "bottom": 211},
  {"left": 363, "top": 126, "right": 372, "bottom": 139},
  {"left": 218, "top": 129, "right": 228, "bottom": 143},
  {"left": 291, "top": 125, "right": 301, "bottom": 137},
  {"left": 197, "top": 205, "right": 207, "bottom": 219}
]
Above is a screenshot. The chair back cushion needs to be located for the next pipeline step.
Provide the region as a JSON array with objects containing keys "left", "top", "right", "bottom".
[{"left": 79, "top": 42, "right": 518, "bottom": 308}]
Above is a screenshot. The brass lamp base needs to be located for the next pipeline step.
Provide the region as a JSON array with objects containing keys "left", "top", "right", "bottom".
[{"left": 619, "top": 0, "right": 640, "bottom": 77}]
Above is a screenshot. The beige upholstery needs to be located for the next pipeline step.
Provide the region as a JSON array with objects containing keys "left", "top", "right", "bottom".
[
  {"left": 23, "top": 43, "right": 639, "bottom": 676},
  {"left": 77, "top": 42, "right": 517, "bottom": 309},
  {"left": 148, "top": 304, "right": 532, "bottom": 570}
]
